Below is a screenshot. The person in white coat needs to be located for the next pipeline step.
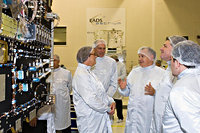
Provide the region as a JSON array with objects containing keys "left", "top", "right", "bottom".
[
  {"left": 29, "top": 55, "right": 72, "bottom": 133},
  {"left": 118, "top": 47, "right": 165, "bottom": 133},
  {"left": 163, "top": 40, "right": 200, "bottom": 133},
  {"left": 72, "top": 46, "right": 116, "bottom": 133},
  {"left": 92, "top": 39, "right": 118, "bottom": 97},
  {"left": 150, "top": 35, "right": 186, "bottom": 133},
  {"left": 111, "top": 55, "right": 126, "bottom": 123},
  {"left": 50, "top": 54, "right": 72, "bottom": 133}
]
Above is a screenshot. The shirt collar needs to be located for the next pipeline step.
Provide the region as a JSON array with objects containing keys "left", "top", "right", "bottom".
[
  {"left": 96, "top": 56, "right": 105, "bottom": 60},
  {"left": 178, "top": 68, "right": 200, "bottom": 80},
  {"left": 78, "top": 63, "right": 91, "bottom": 70},
  {"left": 141, "top": 64, "right": 155, "bottom": 70},
  {"left": 54, "top": 67, "right": 61, "bottom": 72},
  {"left": 166, "top": 61, "right": 171, "bottom": 71}
]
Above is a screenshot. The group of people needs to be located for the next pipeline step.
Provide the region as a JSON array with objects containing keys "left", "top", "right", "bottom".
[
  {"left": 29, "top": 36, "right": 200, "bottom": 133},
  {"left": 73, "top": 36, "right": 200, "bottom": 133}
]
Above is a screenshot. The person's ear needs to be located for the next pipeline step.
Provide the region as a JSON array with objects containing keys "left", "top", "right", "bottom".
[
  {"left": 174, "top": 60, "right": 180, "bottom": 69},
  {"left": 150, "top": 55, "right": 154, "bottom": 61}
]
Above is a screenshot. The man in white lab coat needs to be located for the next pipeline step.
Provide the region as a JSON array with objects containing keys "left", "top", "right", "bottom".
[
  {"left": 118, "top": 47, "right": 165, "bottom": 133},
  {"left": 92, "top": 39, "right": 118, "bottom": 97},
  {"left": 29, "top": 55, "right": 72, "bottom": 133},
  {"left": 72, "top": 46, "right": 116, "bottom": 133},
  {"left": 50, "top": 54, "right": 72, "bottom": 133},
  {"left": 150, "top": 35, "right": 186, "bottom": 133},
  {"left": 162, "top": 40, "right": 200, "bottom": 132},
  {"left": 111, "top": 55, "right": 126, "bottom": 123}
]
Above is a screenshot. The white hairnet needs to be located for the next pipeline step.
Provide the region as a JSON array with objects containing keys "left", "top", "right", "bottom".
[
  {"left": 172, "top": 40, "right": 200, "bottom": 66},
  {"left": 76, "top": 46, "right": 92, "bottom": 63},
  {"left": 93, "top": 39, "right": 107, "bottom": 48},
  {"left": 138, "top": 46, "right": 156, "bottom": 61},
  {"left": 168, "top": 35, "right": 187, "bottom": 47}
]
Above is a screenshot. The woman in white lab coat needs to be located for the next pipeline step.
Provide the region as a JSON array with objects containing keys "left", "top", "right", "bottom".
[{"left": 72, "top": 46, "right": 116, "bottom": 133}]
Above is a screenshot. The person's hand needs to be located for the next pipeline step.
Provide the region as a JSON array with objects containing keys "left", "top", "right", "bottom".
[
  {"left": 145, "top": 82, "right": 155, "bottom": 96},
  {"left": 29, "top": 117, "right": 37, "bottom": 127},
  {"left": 118, "top": 78, "right": 127, "bottom": 89},
  {"left": 108, "top": 102, "right": 116, "bottom": 115}
]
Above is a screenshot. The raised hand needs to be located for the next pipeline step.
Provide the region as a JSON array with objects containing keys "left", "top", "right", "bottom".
[{"left": 118, "top": 78, "right": 127, "bottom": 89}]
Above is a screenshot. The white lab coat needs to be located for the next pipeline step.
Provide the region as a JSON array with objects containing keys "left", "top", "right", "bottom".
[
  {"left": 118, "top": 65, "right": 165, "bottom": 133},
  {"left": 150, "top": 63, "right": 174, "bottom": 133},
  {"left": 37, "top": 105, "right": 55, "bottom": 133},
  {"left": 163, "top": 68, "right": 200, "bottom": 133},
  {"left": 72, "top": 63, "right": 114, "bottom": 133},
  {"left": 47, "top": 67, "right": 72, "bottom": 130},
  {"left": 92, "top": 56, "right": 117, "bottom": 97},
  {"left": 113, "top": 61, "right": 126, "bottom": 100}
]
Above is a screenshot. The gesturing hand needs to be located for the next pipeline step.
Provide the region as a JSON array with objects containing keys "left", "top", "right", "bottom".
[
  {"left": 145, "top": 82, "right": 155, "bottom": 96},
  {"left": 108, "top": 102, "right": 116, "bottom": 115},
  {"left": 118, "top": 78, "right": 127, "bottom": 90}
]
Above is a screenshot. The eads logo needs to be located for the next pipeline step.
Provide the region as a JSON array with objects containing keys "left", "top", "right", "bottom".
[
  {"left": 89, "top": 14, "right": 121, "bottom": 25},
  {"left": 89, "top": 14, "right": 105, "bottom": 25}
]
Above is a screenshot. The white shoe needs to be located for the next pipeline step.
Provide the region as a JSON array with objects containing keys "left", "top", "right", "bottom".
[{"left": 117, "top": 119, "right": 123, "bottom": 123}]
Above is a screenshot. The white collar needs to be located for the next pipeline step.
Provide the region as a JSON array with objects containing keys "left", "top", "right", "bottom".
[{"left": 78, "top": 63, "right": 91, "bottom": 70}]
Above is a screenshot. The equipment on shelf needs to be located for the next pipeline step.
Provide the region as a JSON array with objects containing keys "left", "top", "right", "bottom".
[{"left": 0, "top": 0, "right": 59, "bottom": 132}]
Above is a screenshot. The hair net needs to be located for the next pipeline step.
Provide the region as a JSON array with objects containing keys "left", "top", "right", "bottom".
[
  {"left": 167, "top": 35, "right": 187, "bottom": 47},
  {"left": 138, "top": 46, "right": 156, "bottom": 61},
  {"left": 54, "top": 54, "right": 60, "bottom": 61},
  {"left": 76, "top": 46, "right": 92, "bottom": 63},
  {"left": 93, "top": 39, "right": 107, "bottom": 48},
  {"left": 172, "top": 40, "right": 200, "bottom": 66}
]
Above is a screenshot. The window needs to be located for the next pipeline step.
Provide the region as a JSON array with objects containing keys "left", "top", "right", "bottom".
[{"left": 54, "top": 26, "right": 67, "bottom": 45}]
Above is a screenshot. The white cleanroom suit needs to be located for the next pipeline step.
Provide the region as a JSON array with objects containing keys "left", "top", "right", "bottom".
[
  {"left": 37, "top": 105, "right": 55, "bottom": 133},
  {"left": 163, "top": 68, "right": 200, "bottom": 133},
  {"left": 49, "top": 67, "right": 72, "bottom": 130},
  {"left": 150, "top": 62, "right": 174, "bottom": 133},
  {"left": 118, "top": 65, "right": 165, "bottom": 133},
  {"left": 38, "top": 67, "right": 72, "bottom": 133},
  {"left": 113, "top": 61, "right": 127, "bottom": 100},
  {"left": 92, "top": 56, "right": 117, "bottom": 97},
  {"left": 72, "top": 63, "right": 114, "bottom": 133}
]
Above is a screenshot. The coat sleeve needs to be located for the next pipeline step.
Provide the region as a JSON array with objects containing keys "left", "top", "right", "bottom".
[
  {"left": 117, "top": 68, "right": 133, "bottom": 97},
  {"left": 170, "top": 87, "right": 200, "bottom": 133},
  {"left": 107, "top": 96, "right": 115, "bottom": 105},
  {"left": 118, "top": 63, "right": 126, "bottom": 80},
  {"left": 162, "top": 97, "right": 178, "bottom": 132},
  {"left": 107, "top": 61, "right": 118, "bottom": 97},
  {"left": 67, "top": 71, "right": 72, "bottom": 93},
  {"left": 74, "top": 74, "right": 111, "bottom": 113},
  {"left": 117, "top": 84, "right": 130, "bottom": 97}
]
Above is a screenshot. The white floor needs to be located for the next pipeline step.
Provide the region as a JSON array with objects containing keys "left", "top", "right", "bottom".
[{"left": 111, "top": 97, "right": 128, "bottom": 133}]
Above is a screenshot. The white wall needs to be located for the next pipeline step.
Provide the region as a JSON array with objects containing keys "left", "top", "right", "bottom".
[{"left": 52, "top": 0, "right": 200, "bottom": 74}]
